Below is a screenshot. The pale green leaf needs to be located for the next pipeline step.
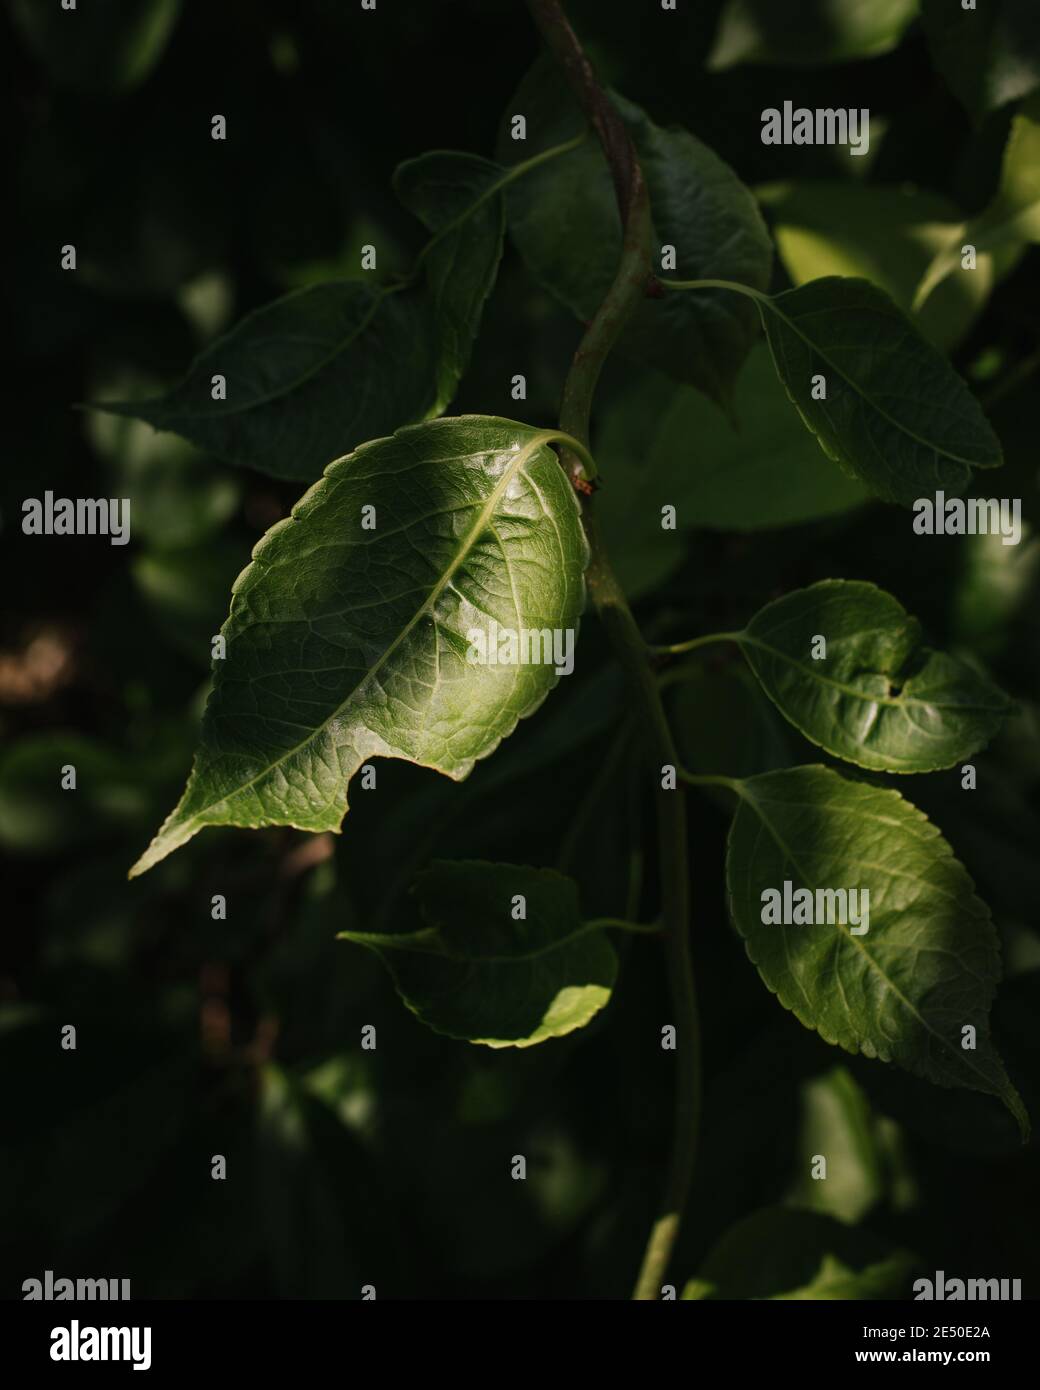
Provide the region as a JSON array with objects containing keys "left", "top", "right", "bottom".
[
  {"left": 339, "top": 860, "right": 617, "bottom": 1047},
  {"left": 497, "top": 60, "right": 771, "bottom": 408},
  {"left": 914, "top": 94, "right": 1040, "bottom": 310},
  {"left": 708, "top": 0, "right": 917, "bottom": 69},
  {"left": 128, "top": 418, "right": 588, "bottom": 877},
  {"left": 725, "top": 765, "right": 1029, "bottom": 1133},
  {"left": 787, "top": 1067, "right": 888, "bottom": 1224},
  {"left": 755, "top": 276, "right": 1003, "bottom": 506},
  {"left": 738, "top": 580, "right": 1011, "bottom": 772},
  {"left": 757, "top": 180, "right": 1012, "bottom": 350}
]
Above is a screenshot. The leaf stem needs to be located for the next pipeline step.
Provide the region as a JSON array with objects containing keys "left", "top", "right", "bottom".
[
  {"left": 649, "top": 631, "right": 743, "bottom": 657},
  {"left": 658, "top": 276, "right": 771, "bottom": 304},
  {"left": 588, "top": 918, "right": 663, "bottom": 936},
  {"left": 527, "top": 0, "right": 702, "bottom": 1302}
]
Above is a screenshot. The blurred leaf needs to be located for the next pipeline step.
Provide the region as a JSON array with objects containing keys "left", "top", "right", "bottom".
[
  {"left": 686, "top": 1207, "right": 915, "bottom": 1299},
  {"left": 497, "top": 59, "right": 772, "bottom": 408},
  {"left": 951, "top": 526, "right": 1040, "bottom": 660},
  {"left": 128, "top": 419, "right": 588, "bottom": 876},
  {"left": 739, "top": 580, "right": 1011, "bottom": 772},
  {"left": 922, "top": 0, "right": 1040, "bottom": 120},
  {"left": 88, "top": 394, "right": 240, "bottom": 551},
  {"left": 914, "top": 94, "right": 1040, "bottom": 309},
  {"left": 95, "top": 153, "right": 507, "bottom": 480},
  {"left": 758, "top": 180, "right": 1012, "bottom": 350},
  {"left": 340, "top": 861, "right": 619, "bottom": 1046},
  {"left": 10, "top": 0, "right": 180, "bottom": 94},
  {"left": 0, "top": 1010, "right": 195, "bottom": 1245},
  {"left": 708, "top": 0, "right": 917, "bottom": 69},
  {"left": 258, "top": 1064, "right": 392, "bottom": 1297},
  {"left": 0, "top": 731, "right": 189, "bottom": 854},
  {"left": 726, "top": 765, "right": 1029, "bottom": 1132},
  {"left": 595, "top": 345, "right": 868, "bottom": 598},
  {"left": 787, "top": 1066, "right": 887, "bottom": 1223},
  {"left": 755, "top": 276, "right": 1004, "bottom": 506},
  {"left": 131, "top": 539, "right": 252, "bottom": 666}
]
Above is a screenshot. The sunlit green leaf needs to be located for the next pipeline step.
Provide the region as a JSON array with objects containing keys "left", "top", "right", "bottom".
[
  {"left": 128, "top": 418, "right": 588, "bottom": 876},
  {"left": 708, "top": 0, "right": 917, "bottom": 69}
]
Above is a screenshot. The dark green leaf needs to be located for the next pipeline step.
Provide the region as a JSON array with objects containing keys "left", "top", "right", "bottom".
[
  {"left": 339, "top": 860, "right": 617, "bottom": 1046},
  {"left": 97, "top": 153, "right": 506, "bottom": 481},
  {"left": 725, "top": 765, "right": 1029, "bottom": 1133},
  {"left": 708, "top": 0, "right": 917, "bottom": 69},
  {"left": 755, "top": 276, "right": 1003, "bottom": 506},
  {"left": 10, "top": 0, "right": 180, "bottom": 94},
  {"left": 922, "top": 0, "right": 1040, "bottom": 119},
  {"left": 129, "top": 418, "right": 589, "bottom": 876},
  {"left": 595, "top": 346, "right": 868, "bottom": 598},
  {"left": 914, "top": 95, "right": 1040, "bottom": 310},
  {"left": 738, "top": 580, "right": 1011, "bottom": 772},
  {"left": 684, "top": 1207, "right": 915, "bottom": 1300},
  {"left": 497, "top": 60, "right": 771, "bottom": 408},
  {"left": 393, "top": 152, "right": 506, "bottom": 411}
]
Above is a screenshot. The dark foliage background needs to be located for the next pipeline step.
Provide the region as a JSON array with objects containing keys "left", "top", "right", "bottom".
[{"left": 2, "top": 0, "right": 1039, "bottom": 1299}]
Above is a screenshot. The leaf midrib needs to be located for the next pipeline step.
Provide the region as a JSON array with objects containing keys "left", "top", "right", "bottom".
[
  {"left": 738, "top": 631, "right": 1001, "bottom": 714},
  {"left": 761, "top": 291, "right": 993, "bottom": 468},
  {"left": 181, "top": 429, "right": 565, "bottom": 830}
]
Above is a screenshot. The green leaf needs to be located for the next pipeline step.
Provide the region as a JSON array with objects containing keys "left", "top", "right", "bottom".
[
  {"left": 393, "top": 152, "right": 506, "bottom": 412},
  {"left": 921, "top": 0, "right": 1040, "bottom": 120},
  {"left": 686, "top": 1207, "right": 916, "bottom": 1300},
  {"left": 786, "top": 1067, "right": 889, "bottom": 1224},
  {"left": 757, "top": 180, "right": 1009, "bottom": 350},
  {"left": 708, "top": 0, "right": 917, "bottom": 69},
  {"left": 497, "top": 60, "right": 771, "bottom": 408},
  {"left": 754, "top": 276, "right": 1003, "bottom": 506},
  {"left": 596, "top": 345, "right": 868, "bottom": 597},
  {"left": 10, "top": 0, "right": 181, "bottom": 94},
  {"left": 738, "top": 580, "right": 1011, "bottom": 772},
  {"left": 725, "top": 764, "right": 1029, "bottom": 1134},
  {"left": 97, "top": 153, "right": 506, "bottom": 482},
  {"left": 914, "top": 95, "right": 1040, "bottom": 311},
  {"left": 128, "top": 417, "right": 589, "bottom": 877},
  {"left": 339, "top": 861, "right": 618, "bottom": 1047}
]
